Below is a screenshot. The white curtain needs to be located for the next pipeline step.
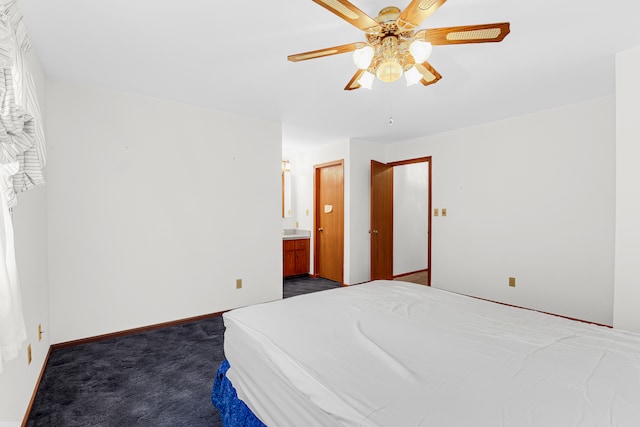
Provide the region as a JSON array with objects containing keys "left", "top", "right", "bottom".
[
  {"left": 0, "top": 0, "right": 45, "bottom": 373},
  {"left": 0, "top": 161, "right": 25, "bottom": 373}
]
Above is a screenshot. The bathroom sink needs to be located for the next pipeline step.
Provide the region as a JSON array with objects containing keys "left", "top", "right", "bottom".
[{"left": 282, "top": 229, "right": 311, "bottom": 240}]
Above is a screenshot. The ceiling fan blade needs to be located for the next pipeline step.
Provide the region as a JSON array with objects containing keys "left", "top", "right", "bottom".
[
  {"left": 415, "top": 61, "right": 442, "bottom": 86},
  {"left": 288, "top": 42, "right": 365, "bottom": 62},
  {"left": 345, "top": 69, "right": 365, "bottom": 91},
  {"left": 415, "top": 22, "right": 510, "bottom": 45},
  {"left": 311, "top": 0, "right": 381, "bottom": 32},
  {"left": 397, "top": 0, "right": 447, "bottom": 31}
]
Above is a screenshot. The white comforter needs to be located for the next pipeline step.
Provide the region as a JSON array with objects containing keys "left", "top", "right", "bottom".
[{"left": 224, "top": 280, "right": 640, "bottom": 426}]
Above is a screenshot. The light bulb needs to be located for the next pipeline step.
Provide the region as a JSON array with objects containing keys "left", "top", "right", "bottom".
[
  {"left": 376, "top": 60, "right": 403, "bottom": 83},
  {"left": 409, "top": 40, "right": 432, "bottom": 63},
  {"left": 405, "top": 66, "right": 422, "bottom": 86},
  {"left": 353, "top": 46, "right": 374, "bottom": 70},
  {"left": 357, "top": 71, "right": 375, "bottom": 90}
]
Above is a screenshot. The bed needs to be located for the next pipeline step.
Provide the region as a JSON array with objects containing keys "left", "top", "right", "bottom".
[{"left": 212, "top": 280, "right": 640, "bottom": 426}]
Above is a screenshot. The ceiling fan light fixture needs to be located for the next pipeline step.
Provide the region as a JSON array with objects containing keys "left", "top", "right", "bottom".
[
  {"left": 357, "top": 71, "right": 375, "bottom": 89},
  {"left": 405, "top": 66, "right": 422, "bottom": 86},
  {"left": 376, "top": 60, "right": 403, "bottom": 83},
  {"left": 287, "top": 1, "right": 510, "bottom": 91},
  {"left": 353, "top": 45, "right": 374, "bottom": 69},
  {"left": 409, "top": 40, "right": 432, "bottom": 63}
]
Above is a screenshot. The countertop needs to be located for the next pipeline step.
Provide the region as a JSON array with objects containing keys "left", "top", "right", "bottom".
[{"left": 282, "top": 229, "right": 311, "bottom": 240}]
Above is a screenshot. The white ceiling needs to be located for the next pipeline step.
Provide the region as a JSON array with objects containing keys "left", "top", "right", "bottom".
[{"left": 19, "top": 0, "right": 640, "bottom": 151}]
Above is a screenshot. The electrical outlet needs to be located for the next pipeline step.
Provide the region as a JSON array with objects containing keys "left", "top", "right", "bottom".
[
  {"left": 434, "top": 208, "right": 439, "bottom": 216},
  {"left": 509, "top": 277, "right": 516, "bottom": 287},
  {"left": 236, "top": 278, "right": 242, "bottom": 289},
  {"left": 27, "top": 344, "right": 32, "bottom": 365},
  {"left": 442, "top": 208, "right": 447, "bottom": 217},
  {"left": 38, "top": 324, "right": 43, "bottom": 341}
]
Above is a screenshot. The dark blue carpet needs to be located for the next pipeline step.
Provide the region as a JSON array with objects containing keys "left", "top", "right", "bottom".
[{"left": 26, "top": 276, "right": 341, "bottom": 426}]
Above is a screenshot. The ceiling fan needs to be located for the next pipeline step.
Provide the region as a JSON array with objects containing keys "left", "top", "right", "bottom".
[{"left": 287, "top": 0, "right": 510, "bottom": 90}]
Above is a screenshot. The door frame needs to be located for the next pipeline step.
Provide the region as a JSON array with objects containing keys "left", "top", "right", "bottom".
[
  {"left": 313, "top": 159, "right": 345, "bottom": 284},
  {"left": 375, "top": 156, "right": 432, "bottom": 286}
]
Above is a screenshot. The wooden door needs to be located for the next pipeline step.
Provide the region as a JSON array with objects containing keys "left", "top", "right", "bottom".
[
  {"left": 370, "top": 160, "right": 393, "bottom": 280},
  {"left": 315, "top": 161, "right": 344, "bottom": 283}
]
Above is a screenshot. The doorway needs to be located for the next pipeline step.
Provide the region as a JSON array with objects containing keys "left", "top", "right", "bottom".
[
  {"left": 314, "top": 160, "right": 344, "bottom": 284},
  {"left": 370, "top": 157, "right": 432, "bottom": 285}
]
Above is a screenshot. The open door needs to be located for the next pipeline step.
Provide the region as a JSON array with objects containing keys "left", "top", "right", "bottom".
[
  {"left": 371, "top": 157, "right": 432, "bottom": 285},
  {"left": 370, "top": 160, "right": 393, "bottom": 280}
]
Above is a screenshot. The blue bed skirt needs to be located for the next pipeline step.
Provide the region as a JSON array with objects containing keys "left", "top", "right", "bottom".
[{"left": 212, "top": 359, "right": 266, "bottom": 427}]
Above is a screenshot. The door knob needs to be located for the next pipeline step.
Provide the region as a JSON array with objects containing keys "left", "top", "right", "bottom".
[{"left": 318, "top": 227, "right": 324, "bottom": 232}]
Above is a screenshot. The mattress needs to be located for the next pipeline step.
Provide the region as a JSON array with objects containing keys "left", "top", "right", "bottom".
[{"left": 222, "top": 280, "right": 640, "bottom": 426}]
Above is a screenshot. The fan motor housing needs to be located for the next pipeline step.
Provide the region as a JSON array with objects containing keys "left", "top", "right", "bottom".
[{"left": 376, "top": 6, "right": 401, "bottom": 22}]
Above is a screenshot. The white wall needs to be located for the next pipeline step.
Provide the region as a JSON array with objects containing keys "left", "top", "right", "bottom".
[
  {"left": 46, "top": 80, "right": 282, "bottom": 343},
  {"left": 393, "top": 162, "right": 429, "bottom": 275},
  {"left": 349, "top": 139, "right": 385, "bottom": 285},
  {"left": 286, "top": 140, "right": 352, "bottom": 281},
  {"left": 385, "top": 97, "right": 616, "bottom": 325},
  {"left": 0, "top": 49, "right": 49, "bottom": 424},
  {"left": 287, "top": 98, "right": 616, "bottom": 325},
  {"left": 614, "top": 46, "right": 640, "bottom": 332},
  {"left": 289, "top": 138, "right": 403, "bottom": 286}
]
